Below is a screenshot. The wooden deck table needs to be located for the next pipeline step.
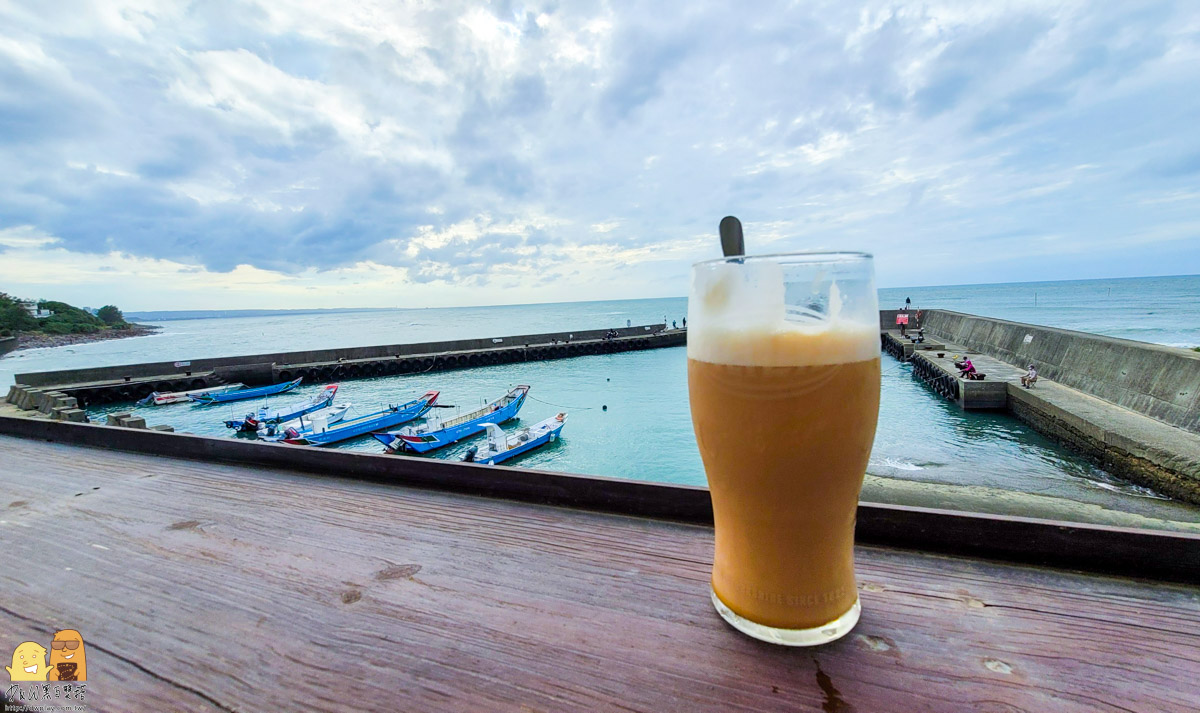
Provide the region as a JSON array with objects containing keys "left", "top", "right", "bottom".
[{"left": 1, "top": 434, "right": 1198, "bottom": 712}]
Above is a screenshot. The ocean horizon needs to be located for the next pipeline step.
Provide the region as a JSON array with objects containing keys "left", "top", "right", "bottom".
[{"left": 124, "top": 272, "right": 1200, "bottom": 322}]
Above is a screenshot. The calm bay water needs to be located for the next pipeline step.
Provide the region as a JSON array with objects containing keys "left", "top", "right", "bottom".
[{"left": 4, "top": 275, "right": 1199, "bottom": 522}]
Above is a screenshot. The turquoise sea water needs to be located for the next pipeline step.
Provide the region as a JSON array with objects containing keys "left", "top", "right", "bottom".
[
  {"left": 880, "top": 274, "right": 1200, "bottom": 348},
  {"left": 4, "top": 275, "right": 1199, "bottom": 521}
]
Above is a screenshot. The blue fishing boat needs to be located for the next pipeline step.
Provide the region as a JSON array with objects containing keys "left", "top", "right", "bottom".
[
  {"left": 373, "top": 385, "right": 529, "bottom": 453},
  {"left": 461, "top": 413, "right": 566, "bottom": 465},
  {"left": 223, "top": 384, "right": 338, "bottom": 432},
  {"left": 190, "top": 377, "right": 303, "bottom": 405},
  {"left": 280, "top": 391, "right": 439, "bottom": 446},
  {"left": 138, "top": 383, "right": 245, "bottom": 406}
]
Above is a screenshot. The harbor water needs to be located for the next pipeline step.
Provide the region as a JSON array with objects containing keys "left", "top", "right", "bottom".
[{"left": 3, "top": 275, "right": 1199, "bottom": 525}]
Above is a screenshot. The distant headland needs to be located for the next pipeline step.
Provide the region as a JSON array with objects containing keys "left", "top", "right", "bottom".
[{"left": 0, "top": 292, "right": 159, "bottom": 354}]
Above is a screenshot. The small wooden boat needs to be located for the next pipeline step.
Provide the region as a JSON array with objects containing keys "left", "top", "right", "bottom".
[
  {"left": 373, "top": 385, "right": 529, "bottom": 453},
  {"left": 138, "top": 383, "right": 245, "bottom": 406},
  {"left": 190, "top": 378, "right": 303, "bottom": 405},
  {"left": 461, "top": 413, "right": 566, "bottom": 465},
  {"left": 223, "top": 384, "right": 338, "bottom": 432},
  {"left": 280, "top": 391, "right": 439, "bottom": 446}
]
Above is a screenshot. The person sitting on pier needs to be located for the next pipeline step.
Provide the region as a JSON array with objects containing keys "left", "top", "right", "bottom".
[
  {"left": 958, "top": 358, "right": 977, "bottom": 379},
  {"left": 1022, "top": 364, "right": 1038, "bottom": 388}
]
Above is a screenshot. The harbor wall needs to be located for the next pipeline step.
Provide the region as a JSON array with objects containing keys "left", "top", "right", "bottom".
[
  {"left": 878, "top": 309, "right": 924, "bottom": 331},
  {"left": 923, "top": 310, "right": 1200, "bottom": 434},
  {"left": 15, "top": 324, "right": 670, "bottom": 387},
  {"left": 11, "top": 325, "right": 683, "bottom": 406},
  {"left": 1004, "top": 387, "right": 1200, "bottom": 504}
]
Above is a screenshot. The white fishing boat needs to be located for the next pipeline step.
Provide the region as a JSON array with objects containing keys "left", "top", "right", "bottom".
[
  {"left": 138, "top": 383, "right": 245, "bottom": 406},
  {"left": 462, "top": 413, "right": 566, "bottom": 465},
  {"left": 259, "top": 402, "right": 353, "bottom": 438}
]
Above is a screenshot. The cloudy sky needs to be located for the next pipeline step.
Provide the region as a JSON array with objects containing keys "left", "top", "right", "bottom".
[{"left": 1, "top": 1, "right": 1198, "bottom": 310}]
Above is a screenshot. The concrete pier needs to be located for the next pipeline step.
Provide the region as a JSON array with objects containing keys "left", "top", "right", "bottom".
[
  {"left": 886, "top": 313, "right": 1200, "bottom": 505},
  {"left": 881, "top": 328, "right": 946, "bottom": 361},
  {"left": 13, "top": 324, "right": 684, "bottom": 407},
  {"left": 923, "top": 310, "right": 1200, "bottom": 433}
]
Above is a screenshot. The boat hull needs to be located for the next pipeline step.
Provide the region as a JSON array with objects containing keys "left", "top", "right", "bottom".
[
  {"left": 483, "top": 425, "right": 562, "bottom": 464},
  {"left": 283, "top": 392, "right": 438, "bottom": 446},
  {"left": 225, "top": 385, "right": 338, "bottom": 430},
  {"left": 473, "top": 415, "right": 566, "bottom": 465},
  {"left": 191, "top": 378, "right": 303, "bottom": 405},
  {"left": 140, "top": 383, "right": 245, "bottom": 406},
  {"left": 380, "top": 387, "right": 528, "bottom": 453}
]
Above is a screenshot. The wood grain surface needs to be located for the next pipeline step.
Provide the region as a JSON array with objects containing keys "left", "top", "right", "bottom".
[{"left": 1, "top": 435, "right": 1197, "bottom": 712}]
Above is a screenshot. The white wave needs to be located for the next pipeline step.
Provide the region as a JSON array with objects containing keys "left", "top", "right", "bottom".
[{"left": 870, "top": 457, "right": 923, "bottom": 471}]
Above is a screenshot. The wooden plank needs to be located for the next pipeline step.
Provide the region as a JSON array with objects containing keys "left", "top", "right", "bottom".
[
  {"left": 2, "top": 416, "right": 1199, "bottom": 584},
  {"left": 1, "top": 436, "right": 1197, "bottom": 712}
]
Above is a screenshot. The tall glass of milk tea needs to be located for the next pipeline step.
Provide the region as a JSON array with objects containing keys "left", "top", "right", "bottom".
[{"left": 688, "top": 252, "right": 880, "bottom": 645}]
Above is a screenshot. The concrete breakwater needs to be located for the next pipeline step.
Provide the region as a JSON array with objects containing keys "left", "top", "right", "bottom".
[
  {"left": 923, "top": 310, "right": 1200, "bottom": 434},
  {"left": 885, "top": 310, "right": 1200, "bottom": 505},
  {"left": 12, "top": 324, "right": 682, "bottom": 407}
]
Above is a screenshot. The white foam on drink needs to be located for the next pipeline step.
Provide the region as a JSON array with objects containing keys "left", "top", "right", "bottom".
[{"left": 688, "top": 260, "right": 879, "bottom": 367}]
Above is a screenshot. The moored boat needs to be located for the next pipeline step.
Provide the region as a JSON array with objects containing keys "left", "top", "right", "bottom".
[
  {"left": 190, "top": 378, "right": 303, "bottom": 405},
  {"left": 138, "top": 383, "right": 246, "bottom": 406},
  {"left": 373, "top": 385, "right": 529, "bottom": 453},
  {"left": 223, "top": 384, "right": 339, "bottom": 432},
  {"left": 461, "top": 413, "right": 566, "bottom": 465},
  {"left": 280, "top": 391, "right": 439, "bottom": 446},
  {"left": 257, "top": 402, "right": 352, "bottom": 438}
]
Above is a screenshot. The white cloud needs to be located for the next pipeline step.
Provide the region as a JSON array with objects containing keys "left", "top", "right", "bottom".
[
  {"left": 0, "top": 225, "right": 60, "bottom": 248},
  {"left": 0, "top": 0, "right": 1198, "bottom": 309}
]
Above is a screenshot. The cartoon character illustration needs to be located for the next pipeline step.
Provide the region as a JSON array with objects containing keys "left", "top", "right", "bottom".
[
  {"left": 6, "top": 641, "right": 50, "bottom": 681},
  {"left": 47, "top": 629, "right": 87, "bottom": 681}
]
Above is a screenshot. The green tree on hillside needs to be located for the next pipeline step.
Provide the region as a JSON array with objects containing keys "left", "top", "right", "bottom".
[
  {"left": 0, "top": 293, "right": 132, "bottom": 336},
  {"left": 0, "top": 292, "right": 37, "bottom": 334},
  {"left": 97, "top": 305, "right": 125, "bottom": 326},
  {"left": 37, "top": 300, "right": 107, "bottom": 335}
]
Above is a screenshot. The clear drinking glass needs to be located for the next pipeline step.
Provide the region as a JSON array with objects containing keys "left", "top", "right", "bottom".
[{"left": 687, "top": 252, "right": 881, "bottom": 646}]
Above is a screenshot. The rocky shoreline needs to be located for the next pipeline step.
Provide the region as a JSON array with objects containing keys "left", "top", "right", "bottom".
[{"left": 11, "top": 324, "right": 162, "bottom": 351}]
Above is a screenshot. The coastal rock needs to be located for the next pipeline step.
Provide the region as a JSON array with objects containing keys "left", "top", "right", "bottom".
[{"left": 9, "top": 325, "right": 161, "bottom": 352}]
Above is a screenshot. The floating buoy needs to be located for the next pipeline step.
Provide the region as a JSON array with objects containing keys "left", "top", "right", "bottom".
[{"left": 602, "top": 405, "right": 608, "bottom": 411}]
